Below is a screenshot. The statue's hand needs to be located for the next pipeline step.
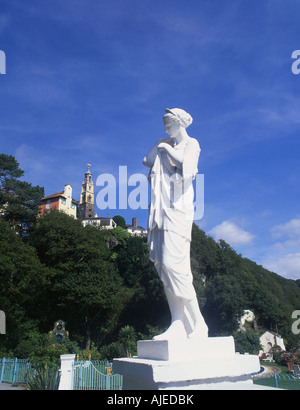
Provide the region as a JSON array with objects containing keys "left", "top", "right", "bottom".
[
  {"left": 157, "top": 142, "right": 170, "bottom": 152},
  {"left": 157, "top": 143, "right": 165, "bottom": 151}
]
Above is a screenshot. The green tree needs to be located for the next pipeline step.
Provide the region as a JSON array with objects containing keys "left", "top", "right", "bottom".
[
  {"left": 113, "top": 233, "right": 167, "bottom": 332},
  {"left": 233, "top": 329, "right": 261, "bottom": 354},
  {"left": 118, "top": 325, "right": 136, "bottom": 357},
  {"left": 0, "top": 154, "right": 44, "bottom": 235},
  {"left": 203, "top": 274, "right": 245, "bottom": 335},
  {"left": 112, "top": 215, "right": 127, "bottom": 230},
  {"left": 29, "top": 211, "right": 128, "bottom": 349},
  {"left": 0, "top": 220, "right": 51, "bottom": 352}
]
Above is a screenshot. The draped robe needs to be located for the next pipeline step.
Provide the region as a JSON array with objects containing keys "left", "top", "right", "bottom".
[{"left": 147, "top": 137, "right": 200, "bottom": 301}]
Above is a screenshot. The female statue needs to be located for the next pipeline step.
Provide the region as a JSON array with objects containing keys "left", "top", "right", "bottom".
[{"left": 143, "top": 108, "right": 208, "bottom": 341}]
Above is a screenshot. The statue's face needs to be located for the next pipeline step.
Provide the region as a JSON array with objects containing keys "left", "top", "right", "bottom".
[{"left": 164, "top": 117, "right": 180, "bottom": 137}]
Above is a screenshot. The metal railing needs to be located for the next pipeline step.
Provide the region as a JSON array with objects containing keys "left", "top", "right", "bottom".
[
  {"left": 0, "top": 358, "right": 33, "bottom": 384},
  {"left": 1, "top": 358, "right": 123, "bottom": 390},
  {"left": 72, "top": 360, "right": 123, "bottom": 390},
  {"left": 252, "top": 373, "right": 300, "bottom": 390}
]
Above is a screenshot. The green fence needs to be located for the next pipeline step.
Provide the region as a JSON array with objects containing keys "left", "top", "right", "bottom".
[
  {"left": 72, "top": 360, "right": 123, "bottom": 390},
  {"left": 0, "top": 358, "right": 33, "bottom": 384},
  {"left": 253, "top": 373, "right": 300, "bottom": 390},
  {"left": 1, "top": 358, "right": 123, "bottom": 390}
]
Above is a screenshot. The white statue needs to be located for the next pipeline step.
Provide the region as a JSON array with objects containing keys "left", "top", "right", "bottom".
[{"left": 143, "top": 108, "right": 208, "bottom": 341}]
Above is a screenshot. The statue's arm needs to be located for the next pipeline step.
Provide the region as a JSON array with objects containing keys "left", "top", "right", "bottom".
[
  {"left": 157, "top": 142, "right": 184, "bottom": 169},
  {"left": 143, "top": 138, "right": 173, "bottom": 168}
]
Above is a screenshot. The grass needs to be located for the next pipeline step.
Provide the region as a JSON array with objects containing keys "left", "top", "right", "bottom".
[{"left": 253, "top": 362, "right": 300, "bottom": 390}]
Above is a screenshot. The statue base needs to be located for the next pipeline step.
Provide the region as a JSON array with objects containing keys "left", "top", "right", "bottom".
[{"left": 113, "top": 337, "right": 261, "bottom": 390}]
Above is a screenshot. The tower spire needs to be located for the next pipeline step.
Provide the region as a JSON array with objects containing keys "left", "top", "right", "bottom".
[{"left": 78, "top": 164, "right": 95, "bottom": 219}]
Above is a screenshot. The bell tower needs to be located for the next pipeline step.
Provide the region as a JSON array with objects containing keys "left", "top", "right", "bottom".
[{"left": 78, "top": 164, "right": 95, "bottom": 219}]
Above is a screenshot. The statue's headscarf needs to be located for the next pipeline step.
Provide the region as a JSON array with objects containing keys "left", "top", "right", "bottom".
[{"left": 164, "top": 108, "right": 193, "bottom": 129}]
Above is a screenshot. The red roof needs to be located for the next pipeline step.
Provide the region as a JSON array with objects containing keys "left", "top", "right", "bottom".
[
  {"left": 41, "top": 192, "right": 79, "bottom": 204},
  {"left": 41, "top": 191, "right": 64, "bottom": 200}
]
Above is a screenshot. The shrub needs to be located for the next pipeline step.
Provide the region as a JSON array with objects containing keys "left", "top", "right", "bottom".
[{"left": 27, "top": 364, "right": 60, "bottom": 390}]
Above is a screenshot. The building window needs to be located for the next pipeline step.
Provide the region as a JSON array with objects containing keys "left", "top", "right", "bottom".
[
  {"left": 61, "top": 198, "right": 66, "bottom": 205},
  {"left": 46, "top": 200, "right": 51, "bottom": 209}
]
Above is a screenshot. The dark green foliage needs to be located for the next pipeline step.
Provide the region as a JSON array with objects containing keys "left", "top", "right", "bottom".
[
  {"left": 0, "top": 219, "right": 51, "bottom": 349},
  {"left": 203, "top": 275, "right": 245, "bottom": 334},
  {"left": 112, "top": 215, "right": 127, "bottom": 230},
  {"left": 233, "top": 329, "right": 261, "bottom": 354},
  {"left": 0, "top": 154, "right": 44, "bottom": 235},
  {"left": 118, "top": 325, "right": 137, "bottom": 357},
  {"left": 28, "top": 211, "right": 128, "bottom": 349},
  {"left": 114, "top": 233, "right": 168, "bottom": 331}
]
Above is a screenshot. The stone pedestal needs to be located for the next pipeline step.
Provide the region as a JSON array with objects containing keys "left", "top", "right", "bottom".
[
  {"left": 113, "top": 337, "right": 260, "bottom": 390},
  {"left": 58, "top": 354, "right": 75, "bottom": 390}
]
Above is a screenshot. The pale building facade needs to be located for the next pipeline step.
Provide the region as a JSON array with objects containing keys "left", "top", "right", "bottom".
[
  {"left": 260, "top": 331, "right": 286, "bottom": 353},
  {"left": 126, "top": 217, "right": 147, "bottom": 235}
]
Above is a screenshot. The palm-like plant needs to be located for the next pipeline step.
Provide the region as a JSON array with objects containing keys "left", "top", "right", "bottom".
[
  {"left": 27, "top": 364, "right": 60, "bottom": 390},
  {"left": 118, "top": 326, "right": 136, "bottom": 357}
]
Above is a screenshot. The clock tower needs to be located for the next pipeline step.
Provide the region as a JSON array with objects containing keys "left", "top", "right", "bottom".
[{"left": 78, "top": 164, "right": 95, "bottom": 219}]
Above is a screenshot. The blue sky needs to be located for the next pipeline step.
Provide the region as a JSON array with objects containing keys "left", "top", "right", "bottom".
[{"left": 1, "top": 0, "right": 300, "bottom": 280}]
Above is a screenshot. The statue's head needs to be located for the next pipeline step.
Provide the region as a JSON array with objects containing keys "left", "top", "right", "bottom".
[{"left": 163, "top": 108, "right": 193, "bottom": 129}]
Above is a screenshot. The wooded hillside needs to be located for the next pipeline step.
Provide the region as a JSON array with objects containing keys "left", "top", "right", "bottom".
[{"left": 1, "top": 211, "right": 299, "bottom": 358}]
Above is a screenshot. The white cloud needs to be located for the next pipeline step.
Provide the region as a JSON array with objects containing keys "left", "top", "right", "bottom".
[
  {"left": 268, "top": 218, "right": 300, "bottom": 255},
  {"left": 263, "top": 253, "right": 300, "bottom": 280},
  {"left": 208, "top": 221, "right": 255, "bottom": 247},
  {"left": 271, "top": 218, "right": 300, "bottom": 239},
  {"left": 260, "top": 218, "right": 300, "bottom": 280}
]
